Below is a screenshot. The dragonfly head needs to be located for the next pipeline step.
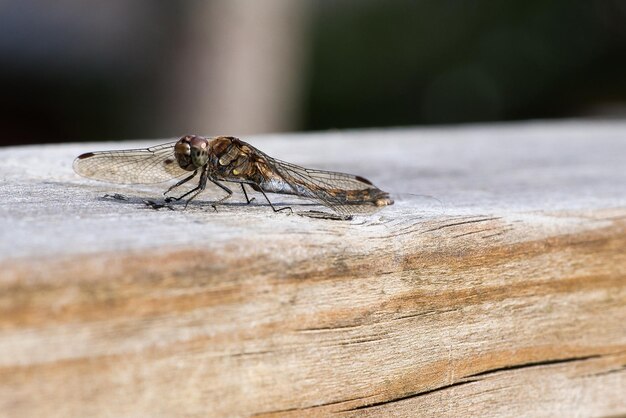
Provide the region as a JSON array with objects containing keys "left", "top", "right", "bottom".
[{"left": 175, "top": 135, "right": 210, "bottom": 170}]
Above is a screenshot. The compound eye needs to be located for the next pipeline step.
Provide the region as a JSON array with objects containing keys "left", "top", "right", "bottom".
[
  {"left": 175, "top": 141, "right": 191, "bottom": 156},
  {"left": 174, "top": 139, "right": 195, "bottom": 170},
  {"left": 191, "top": 147, "right": 209, "bottom": 167}
]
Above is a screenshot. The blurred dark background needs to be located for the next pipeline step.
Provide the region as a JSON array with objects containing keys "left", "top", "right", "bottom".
[{"left": 1, "top": 0, "right": 626, "bottom": 146}]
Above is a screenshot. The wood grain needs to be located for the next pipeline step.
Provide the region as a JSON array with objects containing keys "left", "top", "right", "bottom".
[{"left": 0, "top": 121, "right": 625, "bottom": 417}]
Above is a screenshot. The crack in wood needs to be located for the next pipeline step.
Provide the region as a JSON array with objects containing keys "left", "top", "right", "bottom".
[
  {"left": 451, "top": 227, "right": 499, "bottom": 238},
  {"left": 391, "top": 308, "right": 460, "bottom": 322},
  {"left": 482, "top": 227, "right": 514, "bottom": 239},
  {"left": 421, "top": 217, "right": 501, "bottom": 233},
  {"left": 581, "top": 365, "right": 626, "bottom": 378},
  {"left": 339, "top": 354, "right": 607, "bottom": 412},
  {"left": 392, "top": 310, "right": 439, "bottom": 321},
  {"left": 370, "top": 215, "right": 500, "bottom": 240},
  {"left": 341, "top": 379, "right": 478, "bottom": 412},
  {"left": 296, "top": 323, "right": 364, "bottom": 333},
  {"left": 336, "top": 335, "right": 386, "bottom": 346},
  {"left": 296, "top": 308, "right": 458, "bottom": 335},
  {"left": 466, "top": 354, "right": 603, "bottom": 378},
  {"left": 250, "top": 394, "right": 374, "bottom": 416}
]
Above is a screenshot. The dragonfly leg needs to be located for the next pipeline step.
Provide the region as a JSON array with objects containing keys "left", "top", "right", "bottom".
[
  {"left": 209, "top": 179, "right": 234, "bottom": 208},
  {"left": 164, "top": 170, "right": 198, "bottom": 196},
  {"left": 182, "top": 169, "right": 210, "bottom": 209},
  {"left": 240, "top": 184, "right": 255, "bottom": 204},
  {"left": 165, "top": 186, "right": 200, "bottom": 203},
  {"left": 164, "top": 167, "right": 207, "bottom": 207},
  {"left": 238, "top": 181, "right": 291, "bottom": 214}
]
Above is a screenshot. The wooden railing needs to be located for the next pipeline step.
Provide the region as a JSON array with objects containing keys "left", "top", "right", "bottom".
[{"left": 1, "top": 121, "right": 624, "bottom": 417}]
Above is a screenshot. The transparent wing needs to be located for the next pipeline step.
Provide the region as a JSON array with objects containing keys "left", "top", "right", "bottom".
[
  {"left": 73, "top": 142, "right": 188, "bottom": 184},
  {"left": 263, "top": 157, "right": 393, "bottom": 215}
]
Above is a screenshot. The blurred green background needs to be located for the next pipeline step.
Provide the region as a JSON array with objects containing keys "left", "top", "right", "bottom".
[{"left": 1, "top": 0, "right": 625, "bottom": 145}]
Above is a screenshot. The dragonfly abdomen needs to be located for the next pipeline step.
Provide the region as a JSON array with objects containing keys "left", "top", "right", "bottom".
[{"left": 257, "top": 178, "right": 302, "bottom": 195}]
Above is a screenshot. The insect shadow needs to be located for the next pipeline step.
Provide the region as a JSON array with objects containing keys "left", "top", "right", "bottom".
[{"left": 98, "top": 192, "right": 335, "bottom": 217}]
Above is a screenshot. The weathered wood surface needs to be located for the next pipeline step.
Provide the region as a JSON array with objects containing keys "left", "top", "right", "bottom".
[{"left": 0, "top": 121, "right": 625, "bottom": 417}]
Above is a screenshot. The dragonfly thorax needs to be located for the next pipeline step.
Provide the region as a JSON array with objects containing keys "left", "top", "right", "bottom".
[{"left": 175, "top": 135, "right": 210, "bottom": 171}]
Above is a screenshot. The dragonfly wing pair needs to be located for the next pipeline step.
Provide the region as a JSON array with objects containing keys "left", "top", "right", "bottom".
[
  {"left": 259, "top": 156, "right": 393, "bottom": 216},
  {"left": 73, "top": 142, "right": 187, "bottom": 184}
]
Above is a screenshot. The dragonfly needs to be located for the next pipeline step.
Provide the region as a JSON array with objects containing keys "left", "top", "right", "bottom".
[{"left": 73, "top": 135, "right": 394, "bottom": 217}]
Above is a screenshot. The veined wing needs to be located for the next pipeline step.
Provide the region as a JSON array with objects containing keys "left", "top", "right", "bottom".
[
  {"left": 73, "top": 142, "right": 188, "bottom": 184},
  {"left": 262, "top": 156, "right": 393, "bottom": 215}
]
